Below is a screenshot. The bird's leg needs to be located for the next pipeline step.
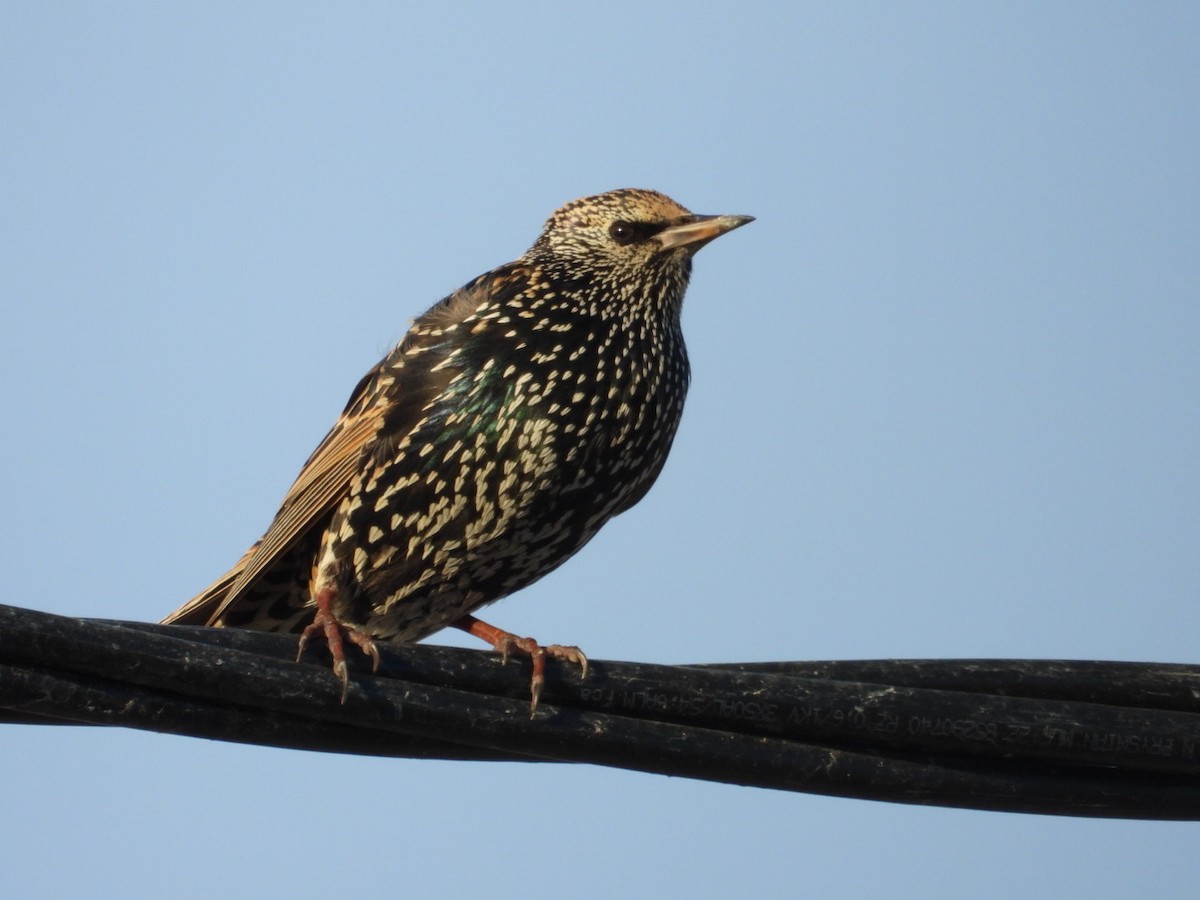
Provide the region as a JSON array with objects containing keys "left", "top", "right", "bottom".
[
  {"left": 298, "top": 586, "right": 380, "bottom": 703},
  {"left": 453, "top": 614, "right": 588, "bottom": 716}
]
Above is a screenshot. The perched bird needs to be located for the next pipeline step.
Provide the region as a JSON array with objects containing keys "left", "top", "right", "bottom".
[{"left": 163, "top": 188, "right": 752, "bottom": 711}]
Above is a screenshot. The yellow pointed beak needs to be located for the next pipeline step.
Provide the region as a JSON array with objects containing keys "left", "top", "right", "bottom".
[{"left": 654, "top": 214, "right": 755, "bottom": 252}]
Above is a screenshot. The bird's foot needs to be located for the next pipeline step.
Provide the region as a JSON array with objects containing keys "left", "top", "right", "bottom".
[
  {"left": 298, "top": 586, "right": 380, "bottom": 703},
  {"left": 453, "top": 614, "right": 588, "bottom": 717}
]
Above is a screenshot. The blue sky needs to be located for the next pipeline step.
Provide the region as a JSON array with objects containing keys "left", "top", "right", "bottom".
[{"left": 2, "top": 3, "right": 1198, "bottom": 897}]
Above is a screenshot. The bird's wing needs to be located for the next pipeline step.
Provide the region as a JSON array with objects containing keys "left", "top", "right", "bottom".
[
  {"left": 162, "top": 268, "right": 520, "bottom": 628},
  {"left": 161, "top": 359, "right": 392, "bottom": 626}
]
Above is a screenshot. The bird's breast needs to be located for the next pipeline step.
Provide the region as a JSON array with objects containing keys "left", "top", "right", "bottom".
[{"left": 333, "top": 310, "right": 688, "bottom": 619}]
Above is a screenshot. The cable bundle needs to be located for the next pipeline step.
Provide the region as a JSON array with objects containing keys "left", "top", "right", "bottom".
[{"left": 2, "top": 603, "right": 1197, "bottom": 819}]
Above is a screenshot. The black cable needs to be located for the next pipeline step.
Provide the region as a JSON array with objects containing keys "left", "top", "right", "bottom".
[
  {"left": 0, "top": 662, "right": 512, "bottom": 760},
  {"left": 708, "top": 659, "right": 1200, "bottom": 712},
  {"left": 115, "top": 621, "right": 1200, "bottom": 776},
  {"left": 1, "top": 603, "right": 1197, "bottom": 819}
]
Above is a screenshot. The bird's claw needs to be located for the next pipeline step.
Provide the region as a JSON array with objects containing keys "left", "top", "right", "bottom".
[
  {"left": 298, "top": 588, "right": 379, "bottom": 704},
  {"left": 453, "top": 615, "right": 587, "bottom": 716},
  {"left": 546, "top": 643, "right": 588, "bottom": 681},
  {"left": 492, "top": 635, "right": 587, "bottom": 716}
]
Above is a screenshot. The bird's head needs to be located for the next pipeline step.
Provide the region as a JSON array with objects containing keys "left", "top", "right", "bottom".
[{"left": 525, "top": 189, "right": 753, "bottom": 296}]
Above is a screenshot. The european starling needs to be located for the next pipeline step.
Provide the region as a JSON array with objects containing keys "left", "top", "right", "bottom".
[{"left": 163, "top": 188, "right": 752, "bottom": 710}]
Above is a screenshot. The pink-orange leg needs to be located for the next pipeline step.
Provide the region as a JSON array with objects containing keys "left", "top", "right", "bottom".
[
  {"left": 297, "top": 586, "right": 380, "bottom": 702},
  {"left": 453, "top": 614, "right": 588, "bottom": 716}
]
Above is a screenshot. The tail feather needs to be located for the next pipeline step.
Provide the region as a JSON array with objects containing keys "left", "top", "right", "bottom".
[{"left": 161, "top": 543, "right": 257, "bottom": 626}]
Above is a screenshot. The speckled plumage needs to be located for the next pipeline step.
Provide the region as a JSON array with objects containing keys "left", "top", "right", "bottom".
[{"left": 163, "top": 188, "right": 752, "bottom": 706}]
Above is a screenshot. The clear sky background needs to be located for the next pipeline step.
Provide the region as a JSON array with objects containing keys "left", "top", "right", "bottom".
[{"left": 3, "top": 3, "right": 1198, "bottom": 897}]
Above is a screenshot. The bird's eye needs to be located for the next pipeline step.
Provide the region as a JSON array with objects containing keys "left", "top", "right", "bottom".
[
  {"left": 609, "top": 221, "right": 638, "bottom": 245},
  {"left": 608, "top": 221, "right": 663, "bottom": 246}
]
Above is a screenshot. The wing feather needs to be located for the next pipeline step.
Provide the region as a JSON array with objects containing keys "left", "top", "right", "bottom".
[
  {"left": 162, "top": 268, "right": 517, "bottom": 629},
  {"left": 162, "top": 365, "right": 389, "bottom": 626}
]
